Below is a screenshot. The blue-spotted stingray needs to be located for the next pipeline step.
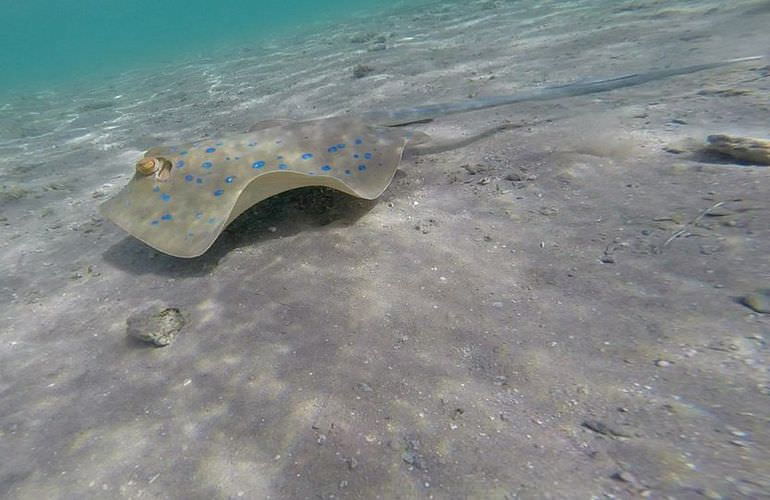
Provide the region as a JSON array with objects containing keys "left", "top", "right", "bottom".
[{"left": 100, "top": 56, "right": 761, "bottom": 258}]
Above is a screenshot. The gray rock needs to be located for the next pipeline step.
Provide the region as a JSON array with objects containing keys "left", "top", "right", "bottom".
[
  {"left": 741, "top": 289, "right": 770, "bottom": 313},
  {"left": 127, "top": 306, "right": 186, "bottom": 347},
  {"left": 355, "top": 382, "right": 374, "bottom": 392},
  {"left": 352, "top": 64, "right": 374, "bottom": 79}
]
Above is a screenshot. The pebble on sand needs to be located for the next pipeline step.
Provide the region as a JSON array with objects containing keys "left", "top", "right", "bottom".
[
  {"left": 126, "top": 306, "right": 186, "bottom": 347},
  {"left": 740, "top": 289, "right": 770, "bottom": 313},
  {"left": 352, "top": 64, "right": 375, "bottom": 79}
]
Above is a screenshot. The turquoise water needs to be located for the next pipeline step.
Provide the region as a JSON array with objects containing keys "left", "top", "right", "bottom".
[{"left": 1, "top": 0, "right": 411, "bottom": 96}]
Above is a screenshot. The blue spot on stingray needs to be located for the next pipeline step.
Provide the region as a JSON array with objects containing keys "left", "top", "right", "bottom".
[
  {"left": 215, "top": 142, "right": 223, "bottom": 146},
  {"left": 278, "top": 163, "right": 288, "bottom": 170},
  {"left": 252, "top": 161, "right": 265, "bottom": 169},
  {"left": 151, "top": 220, "right": 160, "bottom": 225},
  {"left": 275, "top": 139, "right": 282, "bottom": 144},
  {"left": 234, "top": 156, "right": 240, "bottom": 160},
  {"left": 176, "top": 160, "right": 185, "bottom": 168},
  {"left": 184, "top": 174, "right": 194, "bottom": 182},
  {"left": 248, "top": 142, "right": 257, "bottom": 147},
  {"left": 354, "top": 154, "right": 359, "bottom": 159},
  {"left": 355, "top": 137, "right": 363, "bottom": 145},
  {"left": 358, "top": 164, "right": 367, "bottom": 171},
  {"left": 302, "top": 153, "right": 313, "bottom": 160},
  {"left": 344, "top": 169, "right": 352, "bottom": 175},
  {"left": 213, "top": 189, "right": 224, "bottom": 197},
  {"left": 160, "top": 193, "right": 171, "bottom": 202},
  {"left": 327, "top": 146, "right": 338, "bottom": 153},
  {"left": 196, "top": 178, "right": 204, "bottom": 184},
  {"left": 225, "top": 157, "right": 231, "bottom": 161},
  {"left": 205, "top": 147, "right": 216, "bottom": 153},
  {"left": 225, "top": 176, "right": 235, "bottom": 183},
  {"left": 161, "top": 213, "right": 173, "bottom": 221},
  {"left": 195, "top": 212, "right": 203, "bottom": 219},
  {"left": 152, "top": 186, "right": 160, "bottom": 192},
  {"left": 202, "top": 161, "right": 213, "bottom": 169},
  {"left": 208, "top": 217, "right": 217, "bottom": 224},
  {"left": 321, "top": 165, "right": 331, "bottom": 171},
  {"left": 179, "top": 151, "right": 188, "bottom": 156},
  {"left": 277, "top": 155, "right": 284, "bottom": 160},
  {"left": 337, "top": 143, "right": 346, "bottom": 149},
  {"left": 364, "top": 152, "right": 373, "bottom": 159}
]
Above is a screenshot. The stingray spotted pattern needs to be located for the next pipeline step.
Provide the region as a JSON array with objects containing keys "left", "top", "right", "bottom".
[
  {"left": 100, "top": 117, "right": 419, "bottom": 257},
  {"left": 100, "top": 57, "right": 762, "bottom": 258}
]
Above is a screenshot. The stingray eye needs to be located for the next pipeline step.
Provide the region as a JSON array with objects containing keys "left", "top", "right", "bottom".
[
  {"left": 136, "top": 156, "right": 174, "bottom": 181},
  {"left": 136, "top": 157, "right": 160, "bottom": 176}
]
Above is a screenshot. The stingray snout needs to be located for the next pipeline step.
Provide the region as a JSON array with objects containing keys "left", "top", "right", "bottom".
[{"left": 136, "top": 156, "right": 173, "bottom": 181}]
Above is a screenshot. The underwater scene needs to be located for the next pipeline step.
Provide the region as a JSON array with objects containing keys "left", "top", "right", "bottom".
[{"left": 1, "top": 0, "right": 769, "bottom": 498}]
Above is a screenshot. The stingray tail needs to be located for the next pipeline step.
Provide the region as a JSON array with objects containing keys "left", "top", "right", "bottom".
[{"left": 363, "top": 56, "right": 764, "bottom": 127}]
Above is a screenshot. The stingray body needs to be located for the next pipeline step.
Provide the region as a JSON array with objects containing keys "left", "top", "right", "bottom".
[
  {"left": 100, "top": 56, "right": 762, "bottom": 257},
  {"left": 101, "top": 117, "right": 419, "bottom": 257}
]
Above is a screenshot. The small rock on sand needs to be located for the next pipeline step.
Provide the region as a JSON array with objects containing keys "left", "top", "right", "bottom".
[
  {"left": 352, "top": 64, "right": 374, "bottom": 78},
  {"left": 127, "top": 306, "right": 186, "bottom": 347},
  {"left": 740, "top": 289, "right": 770, "bottom": 313}
]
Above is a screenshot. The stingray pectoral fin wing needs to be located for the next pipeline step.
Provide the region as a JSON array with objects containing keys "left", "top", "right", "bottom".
[
  {"left": 98, "top": 170, "right": 231, "bottom": 258},
  {"left": 100, "top": 171, "right": 370, "bottom": 258}
]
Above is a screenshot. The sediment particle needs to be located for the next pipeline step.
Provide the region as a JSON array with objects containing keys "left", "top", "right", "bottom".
[{"left": 612, "top": 470, "right": 637, "bottom": 484}]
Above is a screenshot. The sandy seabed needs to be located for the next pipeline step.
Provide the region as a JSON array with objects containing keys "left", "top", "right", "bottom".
[{"left": 1, "top": 0, "right": 769, "bottom": 498}]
